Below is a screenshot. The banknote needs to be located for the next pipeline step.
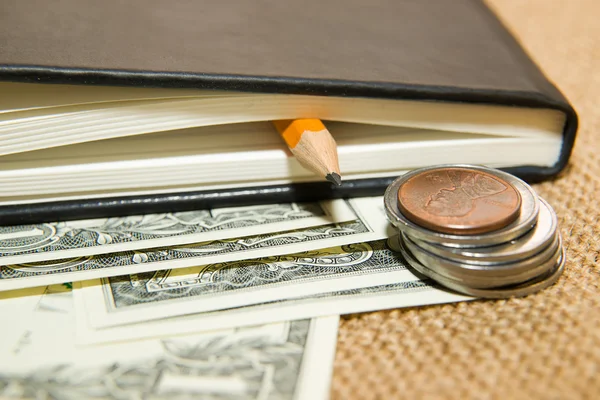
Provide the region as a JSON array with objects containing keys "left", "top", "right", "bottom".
[
  {"left": 74, "top": 278, "right": 470, "bottom": 345},
  {"left": 0, "top": 197, "right": 392, "bottom": 291},
  {"left": 0, "top": 285, "right": 48, "bottom": 349},
  {"left": 0, "top": 199, "right": 356, "bottom": 265},
  {"left": 77, "top": 236, "right": 423, "bottom": 328},
  {"left": 0, "top": 285, "right": 339, "bottom": 400}
]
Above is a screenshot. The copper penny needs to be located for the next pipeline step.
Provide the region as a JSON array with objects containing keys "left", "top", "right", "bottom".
[{"left": 397, "top": 167, "right": 522, "bottom": 235}]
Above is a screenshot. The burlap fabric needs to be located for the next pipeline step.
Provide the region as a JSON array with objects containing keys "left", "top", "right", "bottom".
[{"left": 331, "top": 1, "right": 600, "bottom": 398}]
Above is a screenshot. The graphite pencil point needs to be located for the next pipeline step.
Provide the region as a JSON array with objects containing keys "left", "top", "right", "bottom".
[{"left": 326, "top": 172, "right": 342, "bottom": 186}]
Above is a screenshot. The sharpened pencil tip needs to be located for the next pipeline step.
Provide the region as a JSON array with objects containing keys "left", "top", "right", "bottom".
[{"left": 326, "top": 172, "right": 342, "bottom": 186}]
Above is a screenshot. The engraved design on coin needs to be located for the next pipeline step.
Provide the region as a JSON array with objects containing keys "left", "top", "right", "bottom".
[
  {"left": 425, "top": 170, "right": 507, "bottom": 217},
  {"left": 397, "top": 167, "right": 522, "bottom": 235}
]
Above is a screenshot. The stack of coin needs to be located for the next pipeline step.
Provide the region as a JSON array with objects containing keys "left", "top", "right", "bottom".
[{"left": 383, "top": 165, "right": 565, "bottom": 298}]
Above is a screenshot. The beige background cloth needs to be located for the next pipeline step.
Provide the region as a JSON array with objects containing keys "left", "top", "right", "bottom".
[{"left": 330, "top": 1, "right": 599, "bottom": 398}]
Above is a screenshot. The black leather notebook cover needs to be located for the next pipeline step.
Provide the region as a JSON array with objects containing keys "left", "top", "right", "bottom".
[{"left": 0, "top": 0, "right": 578, "bottom": 224}]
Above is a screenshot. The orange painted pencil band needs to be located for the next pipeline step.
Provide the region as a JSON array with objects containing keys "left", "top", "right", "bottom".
[{"left": 272, "top": 119, "right": 328, "bottom": 148}]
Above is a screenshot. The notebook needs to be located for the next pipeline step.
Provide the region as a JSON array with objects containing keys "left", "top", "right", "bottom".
[{"left": 0, "top": 0, "right": 578, "bottom": 224}]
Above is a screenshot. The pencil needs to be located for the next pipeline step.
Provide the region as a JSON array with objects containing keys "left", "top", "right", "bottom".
[{"left": 272, "top": 119, "right": 342, "bottom": 186}]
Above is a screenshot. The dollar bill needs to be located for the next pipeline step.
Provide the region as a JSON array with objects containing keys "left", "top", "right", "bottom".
[
  {"left": 0, "top": 285, "right": 339, "bottom": 400},
  {"left": 76, "top": 236, "right": 426, "bottom": 329},
  {"left": 0, "top": 285, "right": 48, "bottom": 349},
  {"left": 0, "top": 197, "right": 391, "bottom": 291},
  {"left": 74, "top": 278, "right": 470, "bottom": 346},
  {"left": 0, "top": 199, "right": 356, "bottom": 265}
]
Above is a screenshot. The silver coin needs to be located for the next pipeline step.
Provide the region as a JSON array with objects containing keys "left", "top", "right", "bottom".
[
  {"left": 398, "top": 236, "right": 565, "bottom": 298},
  {"left": 410, "top": 197, "right": 557, "bottom": 264},
  {"left": 402, "top": 233, "right": 562, "bottom": 279},
  {"left": 400, "top": 233, "right": 562, "bottom": 288},
  {"left": 384, "top": 164, "right": 539, "bottom": 247}
]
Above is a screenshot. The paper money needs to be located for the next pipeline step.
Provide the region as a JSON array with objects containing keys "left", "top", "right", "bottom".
[
  {"left": 74, "top": 278, "right": 470, "bottom": 345},
  {"left": 0, "top": 199, "right": 356, "bottom": 265},
  {"left": 0, "top": 285, "right": 339, "bottom": 400},
  {"left": 0, "top": 285, "right": 48, "bottom": 349},
  {"left": 76, "top": 235, "right": 426, "bottom": 328},
  {"left": 0, "top": 197, "right": 392, "bottom": 291}
]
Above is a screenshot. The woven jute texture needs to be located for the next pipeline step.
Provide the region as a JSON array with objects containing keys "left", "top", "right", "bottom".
[{"left": 330, "top": 1, "right": 600, "bottom": 399}]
